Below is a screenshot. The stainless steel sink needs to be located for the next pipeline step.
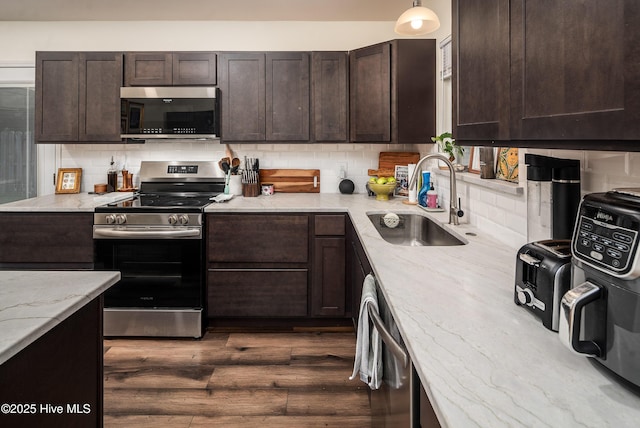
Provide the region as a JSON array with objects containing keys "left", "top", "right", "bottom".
[{"left": 367, "top": 212, "right": 466, "bottom": 246}]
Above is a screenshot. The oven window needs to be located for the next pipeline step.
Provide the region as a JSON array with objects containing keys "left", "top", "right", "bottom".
[{"left": 96, "top": 239, "right": 202, "bottom": 308}]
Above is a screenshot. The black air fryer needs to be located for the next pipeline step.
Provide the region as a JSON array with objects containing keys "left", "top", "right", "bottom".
[{"left": 514, "top": 155, "right": 581, "bottom": 330}]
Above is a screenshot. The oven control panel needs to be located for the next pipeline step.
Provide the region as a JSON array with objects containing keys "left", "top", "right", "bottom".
[{"left": 167, "top": 165, "right": 198, "bottom": 174}]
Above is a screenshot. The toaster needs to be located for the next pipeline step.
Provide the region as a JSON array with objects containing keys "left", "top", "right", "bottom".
[{"left": 514, "top": 239, "right": 572, "bottom": 331}]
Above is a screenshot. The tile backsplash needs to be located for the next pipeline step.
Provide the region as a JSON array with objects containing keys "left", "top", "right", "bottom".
[
  {"left": 59, "top": 143, "right": 640, "bottom": 250},
  {"left": 59, "top": 141, "right": 422, "bottom": 196}
]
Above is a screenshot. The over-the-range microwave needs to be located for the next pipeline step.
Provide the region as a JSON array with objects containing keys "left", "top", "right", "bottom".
[{"left": 120, "top": 87, "right": 219, "bottom": 140}]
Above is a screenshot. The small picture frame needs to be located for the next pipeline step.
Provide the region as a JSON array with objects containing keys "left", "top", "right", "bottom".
[
  {"left": 394, "top": 165, "right": 409, "bottom": 197},
  {"left": 468, "top": 147, "right": 481, "bottom": 174},
  {"left": 55, "top": 168, "right": 82, "bottom": 194},
  {"left": 495, "top": 148, "right": 519, "bottom": 182}
]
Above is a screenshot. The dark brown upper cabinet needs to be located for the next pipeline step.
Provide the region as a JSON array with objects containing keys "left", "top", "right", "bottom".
[
  {"left": 510, "top": 0, "right": 640, "bottom": 144},
  {"left": 266, "top": 52, "right": 310, "bottom": 141},
  {"left": 454, "top": 0, "right": 640, "bottom": 150},
  {"left": 452, "top": 0, "right": 510, "bottom": 142},
  {"left": 218, "top": 52, "right": 266, "bottom": 141},
  {"left": 219, "top": 52, "right": 310, "bottom": 142},
  {"left": 36, "top": 51, "right": 123, "bottom": 143},
  {"left": 350, "top": 39, "right": 436, "bottom": 144},
  {"left": 311, "top": 52, "right": 349, "bottom": 142},
  {"left": 124, "top": 52, "right": 217, "bottom": 86}
]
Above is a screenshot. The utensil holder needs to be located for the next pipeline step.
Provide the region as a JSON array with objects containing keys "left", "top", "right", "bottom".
[{"left": 242, "top": 182, "right": 260, "bottom": 197}]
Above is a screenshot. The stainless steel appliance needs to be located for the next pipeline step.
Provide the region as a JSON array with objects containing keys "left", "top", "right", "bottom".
[
  {"left": 514, "top": 239, "right": 572, "bottom": 331},
  {"left": 120, "top": 87, "right": 219, "bottom": 140},
  {"left": 367, "top": 289, "right": 415, "bottom": 427},
  {"left": 560, "top": 188, "right": 640, "bottom": 388},
  {"left": 94, "top": 161, "right": 224, "bottom": 338}
]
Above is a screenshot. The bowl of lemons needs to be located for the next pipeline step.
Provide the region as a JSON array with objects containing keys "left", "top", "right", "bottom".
[{"left": 368, "top": 176, "right": 398, "bottom": 201}]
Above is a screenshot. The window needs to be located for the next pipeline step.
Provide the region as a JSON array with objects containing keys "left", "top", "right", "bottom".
[{"left": 0, "top": 66, "right": 37, "bottom": 204}]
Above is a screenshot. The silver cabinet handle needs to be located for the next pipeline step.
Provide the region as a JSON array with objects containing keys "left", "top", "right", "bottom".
[
  {"left": 367, "top": 302, "right": 408, "bottom": 368},
  {"left": 558, "top": 282, "right": 603, "bottom": 357}
]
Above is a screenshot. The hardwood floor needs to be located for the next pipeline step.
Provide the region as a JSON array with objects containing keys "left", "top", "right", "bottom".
[{"left": 103, "top": 329, "right": 371, "bottom": 427}]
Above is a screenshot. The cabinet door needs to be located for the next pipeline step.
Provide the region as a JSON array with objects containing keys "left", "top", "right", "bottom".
[
  {"left": 393, "top": 39, "right": 437, "bottom": 144},
  {"left": 311, "top": 52, "right": 349, "bottom": 142},
  {"left": 124, "top": 52, "right": 173, "bottom": 86},
  {"left": 208, "top": 269, "right": 308, "bottom": 317},
  {"left": 510, "top": 0, "right": 640, "bottom": 141},
  {"left": 0, "top": 297, "right": 103, "bottom": 428},
  {"left": 453, "top": 0, "right": 510, "bottom": 142},
  {"left": 219, "top": 52, "right": 266, "bottom": 141},
  {"left": 266, "top": 52, "right": 310, "bottom": 141},
  {"left": 35, "top": 52, "right": 79, "bottom": 142},
  {"left": 78, "top": 52, "right": 123, "bottom": 142},
  {"left": 0, "top": 213, "right": 94, "bottom": 268},
  {"left": 207, "top": 214, "right": 308, "bottom": 263},
  {"left": 350, "top": 43, "right": 391, "bottom": 142},
  {"left": 312, "top": 237, "right": 346, "bottom": 317},
  {"left": 172, "top": 52, "right": 217, "bottom": 85}
]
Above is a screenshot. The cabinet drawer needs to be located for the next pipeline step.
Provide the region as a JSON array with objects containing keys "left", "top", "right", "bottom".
[
  {"left": 207, "top": 214, "right": 309, "bottom": 263},
  {"left": 314, "top": 214, "right": 345, "bottom": 236},
  {"left": 0, "top": 213, "right": 93, "bottom": 266},
  {"left": 208, "top": 269, "right": 308, "bottom": 317}
]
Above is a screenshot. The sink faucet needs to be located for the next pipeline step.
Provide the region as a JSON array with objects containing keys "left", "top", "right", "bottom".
[{"left": 408, "top": 153, "right": 464, "bottom": 225}]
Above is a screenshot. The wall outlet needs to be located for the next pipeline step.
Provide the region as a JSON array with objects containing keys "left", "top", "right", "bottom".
[{"left": 337, "top": 162, "right": 347, "bottom": 179}]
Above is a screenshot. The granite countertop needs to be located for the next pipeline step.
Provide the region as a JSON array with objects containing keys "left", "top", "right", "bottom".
[
  {"left": 206, "top": 193, "right": 640, "bottom": 428},
  {"left": 3, "top": 192, "right": 640, "bottom": 426},
  {"left": 0, "top": 192, "right": 134, "bottom": 212},
  {"left": 0, "top": 271, "right": 120, "bottom": 365}
]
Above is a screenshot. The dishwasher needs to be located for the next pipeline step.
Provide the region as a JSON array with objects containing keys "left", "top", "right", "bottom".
[
  {"left": 366, "top": 286, "right": 415, "bottom": 426},
  {"left": 365, "top": 279, "right": 440, "bottom": 427}
]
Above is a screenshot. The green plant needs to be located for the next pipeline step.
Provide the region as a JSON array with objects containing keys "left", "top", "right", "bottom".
[{"left": 431, "top": 132, "right": 464, "bottom": 161}]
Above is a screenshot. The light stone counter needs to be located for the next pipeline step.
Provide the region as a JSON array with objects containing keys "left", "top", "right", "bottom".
[
  {"left": 0, "top": 192, "right": 134, "bottom": 212},
  {"left": 2, "top": 192, "right": 640, "bottom": 426},
  {"left": 206, "top": 193, "right": 640, "bottom": 428},
  {"left": 0, "top": 271, "right": 120, "bottom": 365}
]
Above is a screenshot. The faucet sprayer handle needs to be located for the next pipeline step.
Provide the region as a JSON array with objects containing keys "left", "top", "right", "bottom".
[{"left": 456, "top": 198, "right": 464, "bottom": 218}]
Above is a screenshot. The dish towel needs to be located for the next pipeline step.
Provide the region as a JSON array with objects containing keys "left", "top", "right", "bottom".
[{"left": 349, "top": 274, "right": 382, "bottom": 389}]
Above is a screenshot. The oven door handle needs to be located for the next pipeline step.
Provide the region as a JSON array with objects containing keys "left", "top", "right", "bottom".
[{"left": 93, "top": 228, "right": 201, "bottom": 239}]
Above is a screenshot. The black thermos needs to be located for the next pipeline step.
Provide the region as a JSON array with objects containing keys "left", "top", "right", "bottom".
[{"left": 552, "top": 164, "right": 581, "bottom": 240}]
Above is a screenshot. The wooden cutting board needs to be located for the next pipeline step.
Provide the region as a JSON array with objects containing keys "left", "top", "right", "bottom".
[
  {"left": 259, "top": 169, "right": 321, "bottom": 193},
  {"left": 368, "top": 151, "right": 420, "bottom": 177}
]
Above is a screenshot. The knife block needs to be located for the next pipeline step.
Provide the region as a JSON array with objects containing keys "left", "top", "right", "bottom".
[{"left": 242, "top": 182, "right": 260, "bottom": 197}]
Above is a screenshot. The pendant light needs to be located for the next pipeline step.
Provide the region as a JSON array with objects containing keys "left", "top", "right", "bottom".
[{"left": 394, "top": 0, "right": 440, "bottom": 36}]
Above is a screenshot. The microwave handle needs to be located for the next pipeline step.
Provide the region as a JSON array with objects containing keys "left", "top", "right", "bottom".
[{"left": 558, "top": 282, "right": 603, "bottom": 357}]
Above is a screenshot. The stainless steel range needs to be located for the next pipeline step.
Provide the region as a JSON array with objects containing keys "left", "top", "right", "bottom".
[{"left": 94, "top": 161, "right": 224, "bottom": 338}]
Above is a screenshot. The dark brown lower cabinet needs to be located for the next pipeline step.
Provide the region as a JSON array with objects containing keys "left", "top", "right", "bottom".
[
  {"left": 206, "top": 213, "right": 351, "bottom": 322},
  {"left": 312, "top": 237, "right": 346, "bottom": 316},
  {"left": 0, "top": 297, "right": 103, "bottom": 428},
  {"left": 0, "top": 212, "right": 94, "bottom": 269},
  {"left": 207, "top": 269, "right": 308, "bottom": 317}
]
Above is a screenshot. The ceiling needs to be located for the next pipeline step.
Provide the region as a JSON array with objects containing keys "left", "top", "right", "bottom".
[{"left": 1, "top": 0, "right": 421, "bottom": 22}]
